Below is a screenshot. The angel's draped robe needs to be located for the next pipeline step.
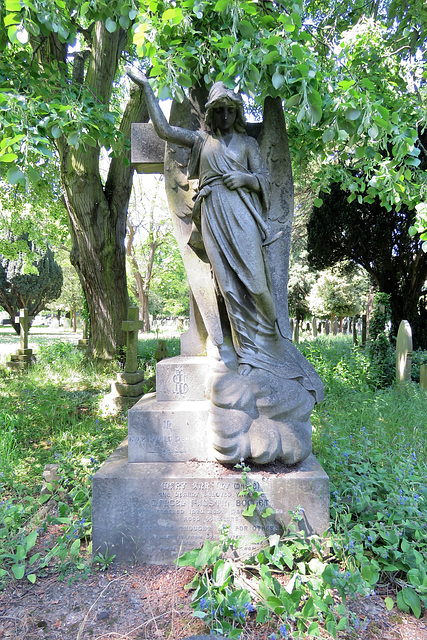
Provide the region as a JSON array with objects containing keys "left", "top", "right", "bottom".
[{"left": 189, "top": 131, "right": 310, "bottom": 382}]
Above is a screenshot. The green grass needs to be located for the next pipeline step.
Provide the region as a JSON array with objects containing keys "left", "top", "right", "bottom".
[{"left": 0, "top": 333, "right": 426, "bottom": 636}]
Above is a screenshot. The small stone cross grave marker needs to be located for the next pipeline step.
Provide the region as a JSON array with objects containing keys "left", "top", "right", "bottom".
[
  {"left": 122, "top": 307, "right": 143, "bottom": 373},
  {"left": 15, "top": 308, "right": 32, "bottom": 350},
  {"left": 396, "top": 320, "right": 412, "bottom": 383}
]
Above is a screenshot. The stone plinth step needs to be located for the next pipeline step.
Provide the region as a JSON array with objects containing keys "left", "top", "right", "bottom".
[
  {"left": 92, "top": 440, "right": 330, "bottom": 565},
  {"left": 112, "top": 379, "right": 146, "bottom": 398},
  {"left": 156, "top": 356, "right": 209, "bottom": 402},
  {"left": 128, "top": 393, "right": 212, "bottom": 463},
  {"left": 16, "top": 348, "right": 33, "bottom": 356},
  {"left": 10, "top": 353, "right": 32, "bottom": 362},
  {"left": 7, "top": 361, "right": 28, "bottom": 371}
]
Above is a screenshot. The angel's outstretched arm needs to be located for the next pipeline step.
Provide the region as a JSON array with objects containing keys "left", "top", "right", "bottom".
[{"left": 126, "top": 67, "right": 198, "bottom": 149}]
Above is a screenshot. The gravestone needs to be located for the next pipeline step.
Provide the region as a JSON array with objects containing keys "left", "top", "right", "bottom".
[
  {"left": 103, "top": 307, "right": 146, "bottom": 410},
  {"left": 7, "top": 308, "right": 33, "bottom": 372},
  {"left": 361, "top": 314, "right": 367, "bottom": 347},
  {"left": 420, "top": 364, "right": 427, "bottom": 390},
  {"left": 325, "top": 319, "right": 330, "bottom": 336},
  {"left": 312, "top": 316, "right": 317, "bottom": 338},
  {"left": 396, "top": 320, "right": 412, "bottom": 383},
  {"left": 78, "top": 319, "right": 89, "bottom": 350},
  {"left": 332, "top": 319, "right": 338, "bottom": 336},
  {"left": 292, "top": 319, "right": 299, "bottom": 344},
  {"left": 154, "top": 339, "right": 169, "bottom": 363},
  {"left": 352, "top": 316, "right": 358, "bottom": 346},
  {"left": 92, "top": 98, "right": 329, "bottom": 564}
]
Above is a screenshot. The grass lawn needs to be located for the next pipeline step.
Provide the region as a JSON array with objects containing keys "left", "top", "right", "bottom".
[{"left": 0, "top": 332, "right": 426, "bottom": 638}]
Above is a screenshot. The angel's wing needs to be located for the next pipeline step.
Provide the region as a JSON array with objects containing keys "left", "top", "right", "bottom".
[{"left": 258, "top": 96, "right": 294, "bottom": 340}]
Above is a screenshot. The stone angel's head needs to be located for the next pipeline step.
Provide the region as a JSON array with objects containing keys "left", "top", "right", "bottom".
[{"left": 204, "top": 82, "right": 246, "bottom": 134}]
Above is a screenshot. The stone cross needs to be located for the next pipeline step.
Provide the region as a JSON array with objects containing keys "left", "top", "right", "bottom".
[
  {"left": 154, "top": 339, "right": 169, "bottom": 363},
  {"left": 396, "top": 320, "right": 412, "bottom": 383},
  {"left": 15, "top": 308, "right": 32, "bottom": 350},
  {"left": 122, "top": 307, "right": 143, "bottom": 373}
]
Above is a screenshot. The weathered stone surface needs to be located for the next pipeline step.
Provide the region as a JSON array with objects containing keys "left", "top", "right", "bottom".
[
  {"left": 16, "top": 348, "right": 33, "bottom": 356},
  {"left": 113, "top": 379, "right": 146, "bottom": 397},
  {"left": 420, "top": 364, "right": 427, "bottom": 390},
  {"left": 155, "top": 356, "right": 210, "bottom": 402},
  {"left": 117, "top": 370, "right": 144, "bottom": 385},
  {"left": 396, "top": 319, "right": 413, "bottom": 383},
  {"left": 131, "top": 122, "right": 165, "bottom": 173},
  {"left": 127, "top": 393, "right": 212, "bottom": 463},
  {"left": 122, "top": 307, "right": 143, "bottom": 374},
  {"left": 92, "top": 440, "right": 329, "bottom": 565}
]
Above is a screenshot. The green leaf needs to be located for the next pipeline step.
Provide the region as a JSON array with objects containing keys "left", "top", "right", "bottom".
[
  {"left": 67, "top": 132, "right": 79, "bottom": 147},
  {"left": 25, "top": 530, "right": 38, "bottom": 552},
  {"left": 309, "top": 103, "right": 322, "bottom": 124},
  {"left": 105, "top": 18, "right": 117, "bottom": 33},
  {"left": 396, "top": 590, "right": 410, "bottom": 613},
  {"left": 70, "top": 538, "right": 81, "bottom": 557},
  {"left": 338, "top": 79, "right": 355, "bottom": 91},
  {"left": 377, "top": 105, "right": 390, "bottom": 119},
  {"left": 0, "top": 153, "right": 18, "bottom": 163},
  {"left": 240, "top": 20, "right": 255, "bottom": 38},
  {"left": 27, "top": 573, "right": 36, "bottom": 584},
  {"left": 361, "top": 78, "right": 376, "bottom": 91},
  {"left": 51, "top": 125, "right": 62, "bottom": 139},
  {"left": 177, "top": 73, "right": 194, "bottom": 88},
  {"left": 214, "top": 0, "right": 230, "bottom": 9},
  {"left": 272, "top": 71, "right": 284, "bottom": 90},
  {"left": 385, "top": 596, "right": 394, "bottom": 611},
  {"left": 280, "top": 545, "right": 294, "bottom": 569},
  {"left": 6, "top": 0, "right": 22, "bottom": 10},
  {"left": 176, "top": 548, "right": 200, "bottom": 567},
  {"left": 80, "top": 2, "right": 90, "bottom": 16},
  {"left": 345, "top": 108, "right": 361, "bottom": 121},
  {"left": 263, "top": 50, "right": 279, "bottom": 65},
  {"left": 322, "top": 129, "right": 334, "bottom": 143},
  {"left": 7, "top": 166, "right": 25, "bottom": 185},
  {"left": 405, "top": 157, "right": 421, "bottom": 167},
  {"left": 297, "top": 63, "right": 309, "bottom": 77},
  {"left": 368, "top": 125, "right": 379, "bottom": 139},
  {"left": 12, "top": 564, "right": 25, "bottom": 580},
  {"left": 292, "top": 44, "right": 304, "bottom": 62},
  {"left": 242, "top": 503, "right": 257, "bottom": 517},
  {"left": 401, "top": 587, "right": 422, "bottom": 618},
  {"left": 314, "top": 198, "right": 323, "bottom": 207},
  {"left": 286, "top": 94, "right": 301, "bottom": 108},
  {"left": 119, "top": 15, "right": 130, "bottom": 29},
  {"left": 82, "top": 135, "right": 97, "bottom": 148},
  {"left": 4, "top": 12, "right": 21, "bottom": 27}
]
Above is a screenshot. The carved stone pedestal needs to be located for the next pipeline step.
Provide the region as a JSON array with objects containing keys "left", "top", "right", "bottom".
[
  {"left": 92, "top": 356, "right": 330, "bottom": 565},
  {"left": 7, "top": 348, "right": 33, "bottom": 372}
]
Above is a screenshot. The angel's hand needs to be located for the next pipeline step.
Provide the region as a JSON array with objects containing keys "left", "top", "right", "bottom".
[
  {"left": 126, "top": 66, "right": 149, "bottom": 88},
  {"left": 223, "top": 171, "right": 252, "bottom": 190}
]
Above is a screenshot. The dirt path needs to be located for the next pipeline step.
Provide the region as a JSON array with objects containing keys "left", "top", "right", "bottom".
[{"left": 1, "top": 564, "right": 427, "bottom": 640}]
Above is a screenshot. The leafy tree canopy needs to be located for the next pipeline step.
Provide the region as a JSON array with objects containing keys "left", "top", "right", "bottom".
[
  {"left": 307, "top": 181, "right": 427, "bottom": 346},
  {"left": 0, "top": 234, "right": 63, "bottom": 332},
  {"left": 1, "top": 0, "right": 425, "bottom": 213},
  {"left": 308, "top": 263, "right": 370, "bottom": 320}
]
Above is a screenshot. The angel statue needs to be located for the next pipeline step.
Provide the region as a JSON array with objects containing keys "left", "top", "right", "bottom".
[{"left": 127, "top": 68, "right": 324, "bottom": 466}]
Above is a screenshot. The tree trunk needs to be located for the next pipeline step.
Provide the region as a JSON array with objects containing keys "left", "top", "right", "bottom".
[{"left": 43, "top": 23, "right": 149, "bottom": 359}]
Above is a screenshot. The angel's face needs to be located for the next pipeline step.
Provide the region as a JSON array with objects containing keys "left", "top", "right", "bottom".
[{"left": 212, "top": 101, "right": 237, "bottom": 134}]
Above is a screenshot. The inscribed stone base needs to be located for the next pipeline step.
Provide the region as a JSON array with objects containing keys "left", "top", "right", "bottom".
[{"left": 92, "top": 440, "right": 329, "bottom": 565}]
